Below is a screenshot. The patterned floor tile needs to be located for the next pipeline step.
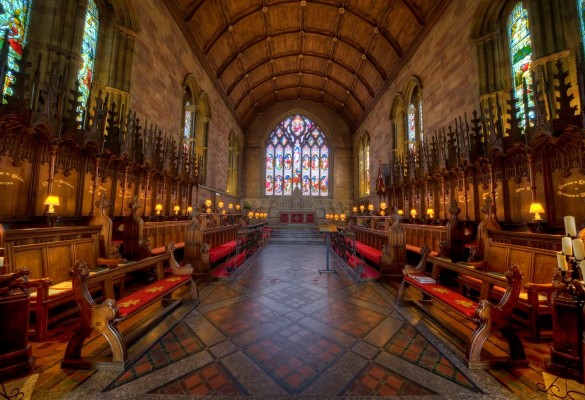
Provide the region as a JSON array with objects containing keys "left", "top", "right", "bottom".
[
  {"left": 310, "top": 300, "right": 386, "bottom": 338},
  {"left": 205, "top": 299, "right": 281, "bottom": 336},
  {"left": 105, "top": 321, "right": 204, "bottom": 390},
  {"left": 342, "top": 363, "right": 437, "bottom": 396},
  {"left": 384, "top": 324, "right": 480, "bottom": 392},
  {"left": 148, "top": 362, "right": 249, "bottom": 396},
  {"left": 351, "top": 285, "right": 388, "bottom": 304},
  {"left": 244, "top": 324, "right": 345, "bottom": 394},
  {"left": 200, "top": 285, "right": 241, "bottom": 305},
  {"left": 266, "top": 285, "right": 324, "bottom": 308}
]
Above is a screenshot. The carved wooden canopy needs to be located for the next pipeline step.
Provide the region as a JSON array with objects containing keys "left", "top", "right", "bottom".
[{"left": 164, "top": 0, "right": 451, "bottom": 130}]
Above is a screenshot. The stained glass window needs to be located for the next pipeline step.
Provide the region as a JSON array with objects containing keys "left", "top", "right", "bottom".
[
  {"left": 227, "top": 131, "right": 239, "bottom": 195},
  {"left": 357, "top": 133, "right": 370, "bottom": 196},
  {"left": 265, "top": 114, "right": 329, "bottom": 196},
  {"left": 577, "top": 0, "right": 585, "bottom": 50},
  {"left": 507, "top": 2, "right": 533, "bottom": 128},
  {"left": 0, "top": 0, "right": 32, "bottom": 102},
  {"left": 77, "top": 0, "right": 99, "bottom": 121}
]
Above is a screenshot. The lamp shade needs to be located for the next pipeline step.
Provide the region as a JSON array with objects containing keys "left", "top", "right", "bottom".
[
  {"left": 44, "top": 195, "right": 60, "bottom": 206},
  {"left": 427, "top": 208, "right": 434, "bottom": 217},
  {"left": 218, "top": 201, "right": 224, "bottom": 208},
  {"left": 44, "top": 195, "right": 60, "bottom": 214},
  {"left": 205, "top": 199, "right": 212, "bottom": 207},
  {"left": 228, "top": 203, "right": 233, "bottom": 209},
  {"left": 187, "top": 206, "right": 193, "bottom": 213},
  {"left": 173, "top": 205, "right": 180, "bottom": 212},
  {"left": 155, "top": 204, "right": 163, "bottom": 211},
  {"left": 380, "top": 202, "right": 386, "bottom": 210},
  {"left": 529, "top": 202, "right": 545, "bottom": 214}
]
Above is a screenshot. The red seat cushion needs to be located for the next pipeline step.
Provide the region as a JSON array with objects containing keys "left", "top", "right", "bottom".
[
  {"left": 405, "top": 244, "right": 438, "bottom": 257},
  {"left": 150, "top": 246, "right": 166, "bottom": 255},
  {"left": 116, "top": 275, "right": 191, "bottom": 317},
  {"left": 355, "top": 242, "right": 382, "bottom": 265},
  {"left": 209, "top": 240, "right": 237, "bottom": 263},
  {"left": 404, "top": 275, "right": 478, "bottom": 319}
]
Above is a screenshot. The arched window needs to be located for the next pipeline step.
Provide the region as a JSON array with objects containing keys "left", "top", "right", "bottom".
[
  {"left": 357, "top": 133, "right": 370, "bottom": 197},
  {"left": 182, "top": 86, "right": 195, "bottom": 149},
  {"left": 265, "top": 114, "right": 329, "bottom": 197},
  {"left": 77, "top": 0, "right": 100, "bottom": 122},
  {"left": 577, "top": 0, "right": 585, "bottom": 47},
  {"left": 390, "top": 95, "right": 405, "bottom": 159},
  {"left": 1, "top": 0, "right": 32, "bottom": 103},
  {"left": 227, "top": 131, "right": 239, "bottom": 195},
  {"left": 404, "top": 79, "right": 423, "bottom": 157},
  {"left": 507, "top": 2, "right": 533, "bottom": 128}
]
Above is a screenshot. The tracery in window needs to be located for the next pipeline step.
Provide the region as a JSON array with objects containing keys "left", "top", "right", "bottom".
[
  {"left": 1, "top": 0, "right": 32, "bottom": 102},
  {"left": 404, "top": 82, "right": 422, "bottom": 157},
  {"left": 265, "top": 114, "right": 329, "bottom": 197},
  {"left": 227, "top": 131, "right": 239, "bottom": 195},
  {"left": 577, "top": 0, "right": 585, "bottom": 51},
  {"left": 357, "top": 133, "right": 370, "bottom": 197},
  {"left": 77, "top": 0, "right": 100, "bottom": 122},
  {"left": 507, "top": 1, "right": 533, "bottom": 128}
]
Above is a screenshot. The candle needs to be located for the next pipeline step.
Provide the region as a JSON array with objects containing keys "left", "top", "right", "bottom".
[
  {"left": 579, "top": 260, "right": 585, "bottom": 280},
  {"left": 557, "top": 252, "right": 568, "bottom": 271},
  {"left": 564, "top": 216, "right": 577, "bottom": 237},
  {"left": 573, "top": 239, "right": 585, "bottom": 260},
  {"left": 562, "top": 236, "right": 574, "bottom": 256}
]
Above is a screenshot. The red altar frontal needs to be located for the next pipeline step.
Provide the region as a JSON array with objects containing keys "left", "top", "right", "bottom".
[{"left": 279, "top": 211, "right": 315, "bottom": 224}]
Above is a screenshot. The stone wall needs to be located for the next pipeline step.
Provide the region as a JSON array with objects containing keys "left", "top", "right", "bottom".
[
  {"left": 130, "top": 1, "right": 244, "bottom": 193},
  {"left": 354, "top": 0, "right": 480, "bottom": 196}
]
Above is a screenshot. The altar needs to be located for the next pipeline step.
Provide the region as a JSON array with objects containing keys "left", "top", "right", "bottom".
[{"left": 279, "top": 211, "right": 315, "bottom": 224}]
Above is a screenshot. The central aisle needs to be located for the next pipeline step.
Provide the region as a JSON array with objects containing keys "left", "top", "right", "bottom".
[{"left": 34, "top": 242, "right": 527, "bottom": 399}]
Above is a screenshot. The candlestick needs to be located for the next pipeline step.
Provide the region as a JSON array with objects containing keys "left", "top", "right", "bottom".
[
  {"left": 564, "top": 216, "right": 577, "bottom": 237},
  {"left": 557, "top": 252, "right": 568, "bottom": 271},
  {"left": 573, "top": 239, "right": 585, "bottom": 261},
  {"left": 562, "top": 236, "right": 574, "bottom": 256}
]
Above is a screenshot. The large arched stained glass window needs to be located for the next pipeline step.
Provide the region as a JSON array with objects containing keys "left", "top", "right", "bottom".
[
  {"left": 265, "top": 114, "right": 329, "bottom": 197},
  {"left": 77, "top": 0, "right": 100, "bottom": 122},
  {"left": 507, "top": 2, "right": 533, "bottom": 128},
  {"left": 1, "top": 0, "right": 32, "bottom": 103}
]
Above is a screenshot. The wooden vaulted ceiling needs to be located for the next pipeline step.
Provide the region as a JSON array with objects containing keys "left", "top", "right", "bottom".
[{"left": 164, "top": 0, "right": 451, "bottom": 130}]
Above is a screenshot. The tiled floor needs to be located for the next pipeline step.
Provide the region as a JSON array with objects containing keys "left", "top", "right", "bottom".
[{"left": 5, "top": 239, "right": 576, "bottom": 399}]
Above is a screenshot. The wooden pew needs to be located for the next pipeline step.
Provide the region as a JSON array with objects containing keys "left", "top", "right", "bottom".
[
  {"left": 330, "top": 229, "right": 381, "bottom": 280},
  {"left": 397, "top": 248, "right": 527, "bottom": 369},
  {"left": 184, "top": 214, "right": 243, "bottom": 274},
  {"left": 452, "top": 235, "right": 558, "bottom": 342},
  {"left": 403, "top": 223, "right": 446, "bottom": 259},
  {"left": 210, "top": 223, "right": 267, "bottom": 278},
  {"left": 62, "top": 253, "right": 197, "bottom": 370},
  {"left": 3, "top": 225, "right": 102, "bottom": 341},
  {"left": 344, "top": 215, "right": 406, "bottom": 276}
]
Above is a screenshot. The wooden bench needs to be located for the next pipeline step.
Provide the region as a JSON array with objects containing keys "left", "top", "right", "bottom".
[
  {"left": 346, "top": 214, "right": 406, "bottom": 276},
  {"left": 453, "top": 237, "right": 558, "bottom": 342},
  {"left": 142, "top": 220, "right": 190, "bottom": 256},
  {"left": 183, "top": 215, "right": 242, "bottom": 274},
  {"left": 62, "top": 254, "right": 198, "bottom": 370},
  {"left": 397, "top": 247, "right": 527, "bottom": 369},
  {"left": 330, "top": 230, "right": 382, "bottom": 280},
  {"left": 210, "top": 224, "right": 266, "bottom": 278},
  {"left": 3, "top": 226, "right": 102, "bottom": 342},
  {"left": 403, "top": 223, "right": 445, "bottom": 259}
]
